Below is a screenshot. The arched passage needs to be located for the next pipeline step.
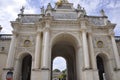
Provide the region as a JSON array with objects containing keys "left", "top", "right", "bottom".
[
  {"left": 52, "top": 57, "right": 67, "bottom": 80},
  {"left": 14, "top": 53, "right": 32, "bottom": 80},
  {"left": 21, "top": 54, "right": 32, "bottom": 80},
  {"left": 96, "top": 55, "right": 105, "bottom": 80},
  {"left": 51, "top": 33, "right": 79, "bottom": 80},
  {"left": 96, "top": 54, "right": 111, "bottom": 80}
]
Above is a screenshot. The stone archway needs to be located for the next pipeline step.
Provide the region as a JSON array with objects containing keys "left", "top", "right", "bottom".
[
  {"left": 21, "top": 54, "right": 32, "bottom": 80},
  {"left": 13, "top": 53, "right": 32, "bottom": 80},
  {"left": 96, "top": 54, "right": 111, "bottom": 80},
  {"left": 51, "top": 33, "right": 79, "bottom": 80}
]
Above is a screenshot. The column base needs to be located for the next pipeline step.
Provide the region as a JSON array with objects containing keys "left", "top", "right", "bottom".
[
  {"left": 41, "top": 68, "right": 50, "bottom": 80},
  {"left": 31, "top": 68, "right": 50, "bottom": 80},
  {"left": 31, "top": 69, "right": 41, "bottom": 80},
  {"left": 83, "top": 69, "right": 99, "bottom": 80}
]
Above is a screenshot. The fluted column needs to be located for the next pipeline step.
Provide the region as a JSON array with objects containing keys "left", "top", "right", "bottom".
[
  {"left": 82, "top": 30, "right": 90, "bottom": 69},
  {"left": 111, "top": 34, "right": 120, "bottom": 69},
  {"left": 34, "top": 31, "right": 41, "bottom": 69},
  {"left": 6, "top": 31, "right": 17, "bottom": 68},
  {"left": 41, "top": 22, "right": 50, "bottom": 69},
  {"left": 88, "top": 33, "right": 97, "bottom": 69}
]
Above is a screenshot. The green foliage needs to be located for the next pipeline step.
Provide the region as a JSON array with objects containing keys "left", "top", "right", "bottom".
[
  {"left": 53, "top": 69, "right": 61, "bottom": 72},
  {"left": 62, "top": 69, "right": 67, "bottom": 73},
  {"left": 58, "top": 72, "right": 66, "bottom": 79}
]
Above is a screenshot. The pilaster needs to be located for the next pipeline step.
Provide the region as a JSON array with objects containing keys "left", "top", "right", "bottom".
[
  {"left": 110, "top": 34, "right": 120, "bottom": 69},
  {"left": 6, "top": 31, "right": 18, "bottom": 69},
  {"left": 82, "top": 29, "right": 90, "bottom": 69},
  {"left": 34, "top": 31, "right": 41, "bottom": 69},
  {"left": 40, "top": 20, "right": 51, "bottom": 80}
]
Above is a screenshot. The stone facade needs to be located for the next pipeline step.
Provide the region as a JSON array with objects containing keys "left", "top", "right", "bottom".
[{"left": 0, "top": 0, "right": 120, "bottom": 80}]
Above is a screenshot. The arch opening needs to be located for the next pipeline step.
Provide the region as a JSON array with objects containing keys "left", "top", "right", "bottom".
[
  {"left": 21, "top": 54, "right": 32, "bottom": 80},
  {"left": 96, "top": 54, "right": 110, "bottom": 80},
  {"left": 96, "top": 55, "right": 105, "bottom": 80},
  {"left": 52, "top": 57, "right": 67, "bottom": 80},
  {"left": 51, "top": 41, "right": 77, "bottom": 80}
]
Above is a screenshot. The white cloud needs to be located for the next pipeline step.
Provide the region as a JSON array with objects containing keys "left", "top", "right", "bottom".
[
  {"left": 53, "top": 57, "right": 66, "bottom": 71},
  {"left": 0, "top": 0, "right": 37, "bottom": 34},
  {"left": 0, "top": 0, "right": 120, "bottom": 35}
]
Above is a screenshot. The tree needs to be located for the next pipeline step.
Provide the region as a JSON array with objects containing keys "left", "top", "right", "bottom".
[
  {"left": 53, "top": 69, "right": 61, "bottom": 72},
  {"left": 62, "top": 69, "right": 67, "bottom": 73}
]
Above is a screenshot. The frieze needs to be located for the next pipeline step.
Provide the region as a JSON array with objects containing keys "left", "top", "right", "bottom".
[
  {"left": 21, "top": 15, "right": 40, "bottom": 23},
  {"left": 88, "top": 17, "right": 105, "bottom": 26},
  {"left": 51, "top": 20, "right": 79, "bottom": 26},
  {"left": 20, "top": 25, "right": 36, "bottom": 32},
  {"left": 92, "top": 28, "right": 108, "bottom": 34},
  {"left": 53, "top": 13, "right": 77, "bottom": 20}
]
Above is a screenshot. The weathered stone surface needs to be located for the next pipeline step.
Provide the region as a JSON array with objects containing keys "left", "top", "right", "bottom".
[{"left": 0, "top": 0, "right": 120, "bottom": 80}]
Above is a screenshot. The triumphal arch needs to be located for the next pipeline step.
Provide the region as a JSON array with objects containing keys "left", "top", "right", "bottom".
[{"left": 1, "top": 0, "right": 120, "bottom": 80}]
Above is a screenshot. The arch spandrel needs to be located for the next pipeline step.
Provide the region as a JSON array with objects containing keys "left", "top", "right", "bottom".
[
  {"left": 16, "top": 51, "right": 33, "bottom": 60},
  {"left": 95, "top": 51, "right": 112, "bottom": 60}
]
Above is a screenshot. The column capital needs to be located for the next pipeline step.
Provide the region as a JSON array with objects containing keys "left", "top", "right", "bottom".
[
  {"left": 12, "top": 31, "right": 18, "bottom": 37},
  {"left": 36, "top": 30, "right": 42, "bottom": 35},
  {"left": 43, "top": 27, "right": 50, "bottom": 32},
  {"left": 81, "top": 29, "right": 87, "bottom": 33},
  {"left": 108, "top": 29, "right": 115, "bottom": 36}
]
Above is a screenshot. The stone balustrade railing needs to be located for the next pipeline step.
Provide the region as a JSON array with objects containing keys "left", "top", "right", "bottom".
[{"left": 0, "top": 34, "right": 12, "bottom": 40}]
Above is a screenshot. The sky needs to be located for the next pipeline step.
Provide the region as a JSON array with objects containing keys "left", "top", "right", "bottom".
[
  {"left": 0, "top": 0, "right": 120, "bottom": 70},
  {"left": 0, "top": 0, "right": 120, "bottom": 35},
  {"left": 53, "top": 57, "right": 66, "bottom": 71}
]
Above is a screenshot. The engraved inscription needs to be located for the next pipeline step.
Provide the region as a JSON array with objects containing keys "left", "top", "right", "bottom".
[{"left": 54, "top": 13, "right": 77, "bottom": 19}]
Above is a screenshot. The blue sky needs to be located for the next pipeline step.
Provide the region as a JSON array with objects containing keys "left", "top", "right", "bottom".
[{"left": 0, "top": 0, "right": 120, "bottom": 35}]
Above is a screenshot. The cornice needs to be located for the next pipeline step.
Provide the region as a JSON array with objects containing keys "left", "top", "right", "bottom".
[{"left": 11, "top": 21, "right": 21, "bottom": 28}]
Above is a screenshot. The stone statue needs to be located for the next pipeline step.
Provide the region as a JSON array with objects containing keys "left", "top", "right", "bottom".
[
  {"left": 47, "top": 3, "right": 52, "bottom": 9},
  {"left": 41, "top": 6, "right": 44, "bottom": 14},
  {"left": 20, "top": 6, "right": 25, "bottom": 14},
  {"left": 77, "top": 4, "right": 81, "bottom": 10},
  {"left": 83, "top": 8, "right": 86, "bottom": 15},
  {"left": 100, "top": 9, "right": 106, "bottom": 16}
]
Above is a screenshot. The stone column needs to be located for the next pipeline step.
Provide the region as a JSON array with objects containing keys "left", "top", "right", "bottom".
[
  {"left": 76, "top": 45, "right": 82, "bottom": 80},
  {"left": 34, "top": 31, "right": 41, "bottom": 69},
  {"left": 82, "top": 30, "right": 90, "bottom": 69},
  {"left": 6, "top": 31, "right": 17, "bottom": 68},
  {"left": 88, "top": 33, "right": 97, "bottom": 69},
  {"left": 13, "top": 59, "right": 21, "bottom": 80},
  {"left": 88, "top": 33, "right": 99, "bottom": 80},
  {"left": 41, "top": 28, "right": 50, "bottom": 69},
  {"left": 40, "top": 22, "right": 50, "bottom": 80},
  {"left": 41, "top": 21, "right": 50, "bottom": 69},
  {"left": 111, "top": 34, "right": 120, "bottom": 69}
]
